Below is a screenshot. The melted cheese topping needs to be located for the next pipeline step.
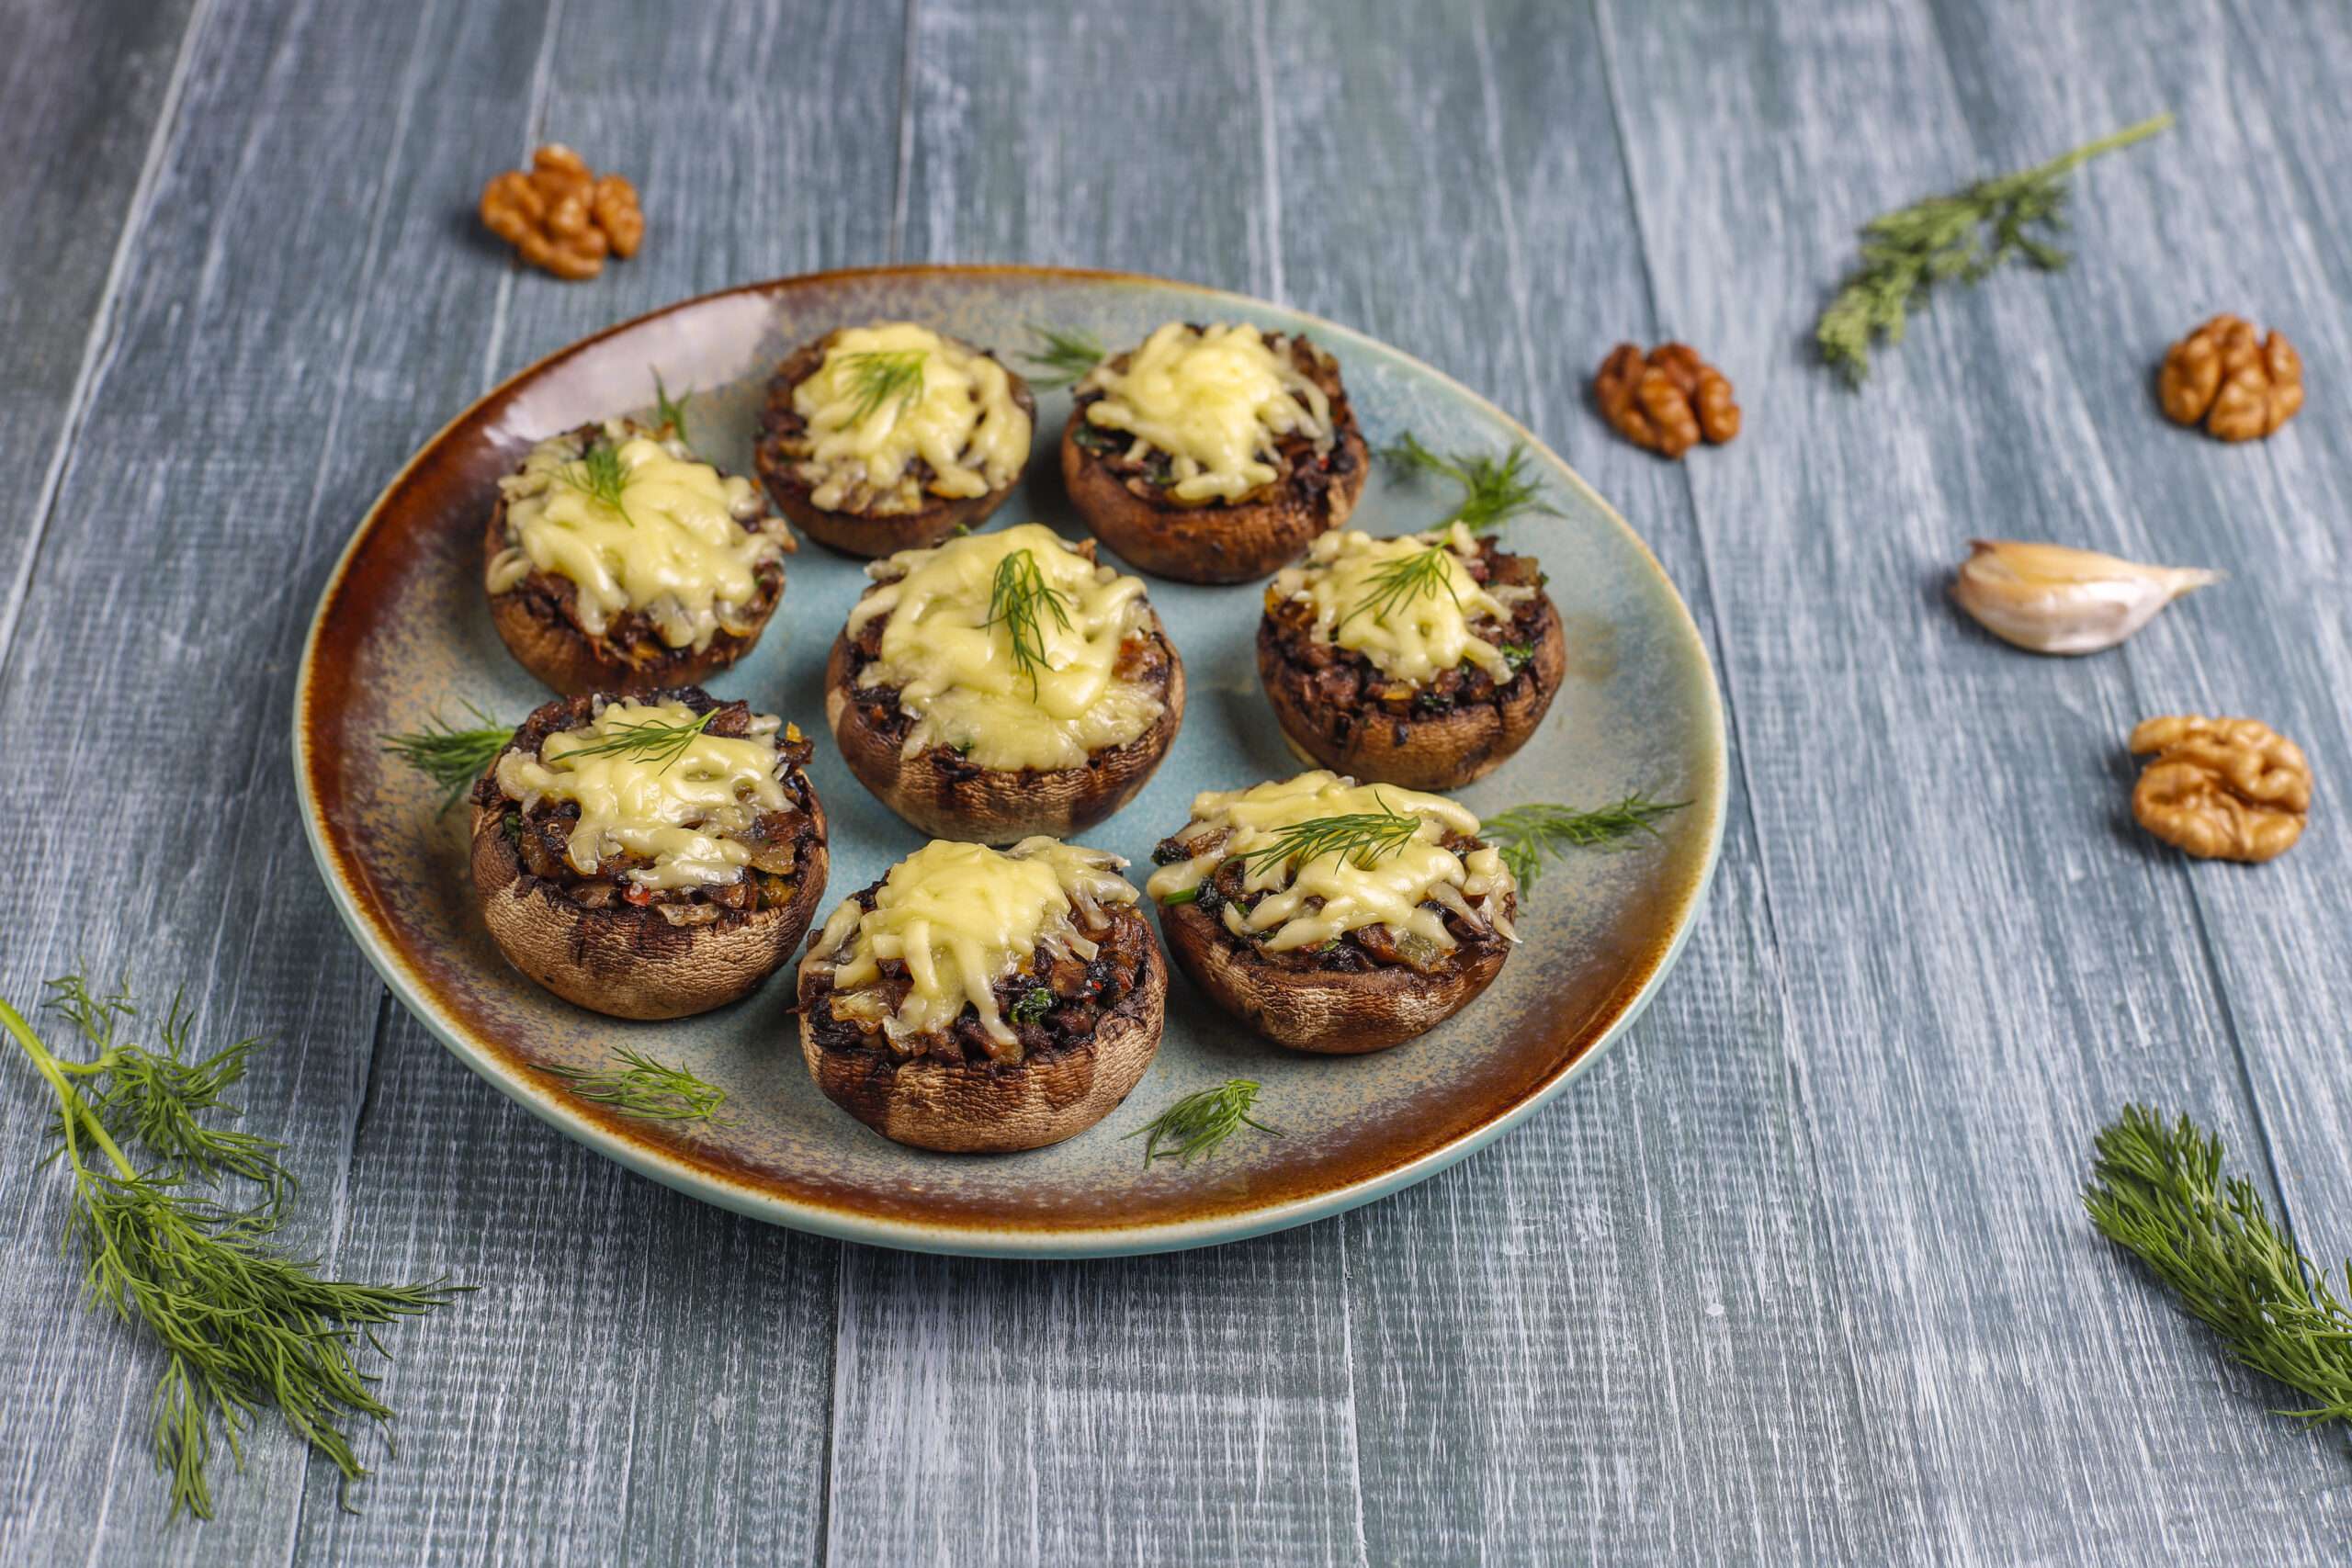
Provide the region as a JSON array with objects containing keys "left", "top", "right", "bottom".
[
  {"left": 845, "top": 523, "right": 1165, "bottom": 772},
  {"left": 808, "top": 837, "right": 1139, "bottom": 1055},
  {"left": 493, "top": 700, "right": 791, "bottom": 892},
  {"left": 487, "top": 422, "right": 791, "bottom": 650},
  {"left": 1079, "top": 322, "right": 1335, "bottom": 503},
  {"left": 791, "top": 322, "right": 1031, "bottom": 515},
  {"left": 1143, "top": 772, "right": 1515, "bottom": 953},
  {"left": 1270, "top": 523, "right": 1524, "bottom": 684}
]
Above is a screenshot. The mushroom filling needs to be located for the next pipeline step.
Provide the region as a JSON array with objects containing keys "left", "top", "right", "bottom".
[
  {"left": 1072, "top": 325, "right": 1358, "bottom": 508},
  {"left": 476, "top": 694, "right": 818, "bottom": 924},
  {"left": 801, "top": 840, "right": 1147, "bottom": 1067},
  {"left": 1145, "top": 773, "right": 1518, "bottom": 975},
  {"left": 486, "top": 419, "right": 792, "bottom": 656},
  {"left": 841, "top": 525, "right": 1172, "bottom": 773},
  {"left": 759, "top": 322, "right": 1031, "bottom": 516},
  {"left": 1261, "top": 528, "right": 1551, "bottom": 724}
]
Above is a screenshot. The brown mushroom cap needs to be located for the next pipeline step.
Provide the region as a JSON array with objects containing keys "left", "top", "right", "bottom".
[
  {"left": 1256, "top": 600, "right": 1566, "bottom": 792},
  {"left": 797, "top": 929, "right": 1167, "bottom": 1153},
  {"left": 1156, "top": 895, "right": 1510, "bottom": 1054},
  {"left": 753, "top": 333, "right": 1036, "bottom": 558},
  {"left": 1059, "top": 410, "right": 1368, "bottom": 584},
  {"left": 468, "top": 751, "right": 829, "bottom": 1021},
  {"left": 821, "top": 615, "right": 1186, "bottom": 846}
]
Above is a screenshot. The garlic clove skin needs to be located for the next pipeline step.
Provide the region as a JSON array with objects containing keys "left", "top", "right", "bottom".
[{"left": 1951, "top": 539, "right": 2222, "bottom": 656}]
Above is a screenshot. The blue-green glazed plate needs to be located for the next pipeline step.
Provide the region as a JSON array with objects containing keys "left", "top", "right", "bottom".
[{"left": 294, "top": 265, "right": 1724, "bottom": 1258}]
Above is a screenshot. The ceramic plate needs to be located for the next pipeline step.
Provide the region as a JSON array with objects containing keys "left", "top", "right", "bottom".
[{"left": 294, "top": 265, "right": 1724, "bottom": 1258}]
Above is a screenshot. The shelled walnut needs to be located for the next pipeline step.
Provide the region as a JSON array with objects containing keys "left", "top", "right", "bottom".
[
  {"left": 479, "top": 144, "right": 643, "bottom": 281},
  {"left": 1595, "top": 343, "right": 1739, "bottom": 458},
  {"left": 2157, "top": 314, "right": 2302, "bottom": 442},
  {"left": 2129, "top": 714, "right": 2311, "bottom": 863}
]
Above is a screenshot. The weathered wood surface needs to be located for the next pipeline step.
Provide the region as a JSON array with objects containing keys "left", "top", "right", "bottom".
[{"left": 2, "top": 0, "right": 2349, "bottom": 1562}]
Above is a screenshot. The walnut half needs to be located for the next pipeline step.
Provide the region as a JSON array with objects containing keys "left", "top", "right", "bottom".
[
  {"left": 1595, "top": 343, "right": 1739, "bottom": 458},
  {"left": 2156, "top": 314, "right": 2302, "bottom": 443},
  {"left": 2129, "top": 714, "right": 2311, "bottom": 863}
]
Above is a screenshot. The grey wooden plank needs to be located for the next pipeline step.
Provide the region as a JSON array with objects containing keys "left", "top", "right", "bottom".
[
  {"left": 1264, "top": 1, "right": 1894, "bottom": 1561},
  {"left": 297, "top": 0, "right": 912, "bottom": 1561},
  {"left": 0, "top": 0, "right": 559, "bottom": 1560},
  {"left": 1927, "top": 0, "right": 2352, "bottom": 1484},
  {"left": 0, "top": 0, "right": 200, "bottom": 661},
  {"left": 821, "top": 5, "right": 1366, "bottom": 1566},
  {"left": 1594, "top": 0, "right": 2349, "bottom": 1560}
]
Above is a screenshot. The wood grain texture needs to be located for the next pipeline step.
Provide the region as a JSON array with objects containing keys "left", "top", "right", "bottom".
[
  {"left": 1264, "top": 0, "right": 1894, "bottom": 1561},
  {"left": 820, "top": 7, "right": 1365, "bottom": 1566},
  {"left": 0, "top": 0, "right": 198, "bottom": 666},
  {"left": 296, "top": 0, "right": 910, "bottom": 1560},
  {"left": 4, "top": 0, "right": 2352, "bottom": 1561},
  {"left": 1597, "top": 0, "right": 2350, "bottom": 1558}
]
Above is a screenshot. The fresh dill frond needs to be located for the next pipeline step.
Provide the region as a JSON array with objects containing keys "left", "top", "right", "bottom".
[
  {"left": 1481, "top": 794, "right": 1688, "bottom": 892},
  {"left": 381, "top": 702, "right": 514, "bottom": 812},
  {"left": 553, "top": 706, "right": 717, "bottom": 774},
  {"left": 838, "top": 348, "right": 928, "bottom": 423},
  {"left": 2086, "top": 1104, "right": 2352, "bottom": 1445},
  {"left": 1339, "top": 543, "right": 1462, "bottom": 631},
  {"left": 650, "top": 367, "right": 692, "bottom": 446},
  {"left": 0, "top": 982, "right": 461, "bottom": 1522},
  {"left": 42, "top": 976, "right": 289, "bottom": 1201},
  {"left": 1125, "top": 1079, "right": 1277, "bottom": 1168},
  {"left": 1020, "top": 323, "right": 1105, "bottom": 389},
  {"left": 537, "top": 1048, "right": 732, "bottom": 1124},
  {"left": 1244, "top": 797, "right": 1425, "bottom": 877},
  {"left": 1382, "top": 431, "right": 1562, "bottom": 534},
  {"left": 1815, "top": 112, "right": 2172, "bottom": 384},
  {"left": 983, "top": 547, "right": 1075, "bottom": 697},
  {"left": 561, "top": 441, "right": 636, "bottom": 525}
]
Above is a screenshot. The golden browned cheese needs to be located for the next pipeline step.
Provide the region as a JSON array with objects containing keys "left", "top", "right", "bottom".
[
  {"left": 1143, "top": 772, "right": 1515, "bottom": 951},
  {"left": 805, "top": 839, "right": 1139, "bottom": 1052},
  {"left": 1079, "top": 322, "right": 1334, "bottom": 502},
  {"left": 492, "top": 700, "right": 790, "bottom": 892}
]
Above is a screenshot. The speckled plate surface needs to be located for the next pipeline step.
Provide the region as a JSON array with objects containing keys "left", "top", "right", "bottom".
[{"left": 293, "top": 264, "right": 1724, "bottom": 1258}]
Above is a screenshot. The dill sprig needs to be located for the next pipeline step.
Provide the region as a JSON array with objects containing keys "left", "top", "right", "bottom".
[
  {"left": 537, "top": 1049, "right": 732, "bottom": 1125},
  {"left": 41, "top": 975, "right": 288, "bottom": 1203},
  {"left": 983, "top": 547, "right": 1074, "bottom": 697},
  {"left": 1815, "top": 113, "right": 2172, "bottom": 384},
  {"left": 381, "top": 702, "right": 514, "bottom": 812},
  {"left": 838, "top": 348, "right": 928, "bottom": 423},
  {"left": 553, "top": 705, "right": 718, "bottom": 774},
  {"left": 650, "top": 368, "right": 692, "bottom": 446},
  {"left": 1339, "top": 542, "right": 1463, "bottom": 631},
  {"left": 2085, "top": 1104, "right": 2352, "bottom": 1444},
  {"left": 1, "top": 974, "right": 461, "bottom": 1522},
  {"left": 1020, "top": 323, "right": 1105, "bottom": 389},
  {"left": 1383, "top": 432, "right": 1562, "bottom": 534},
  {"left": 1244, "top": 796, "right": 1426, "bottom": 877},
  {"left": 1125, "top": 1079, "right": 1277, "bottom": 1168},
  {"left": 1481, "top": 794, "right": 1687, "bottom": 892},
  {"left": 560, "top": 441, "right": 636, "bottom": 525}
]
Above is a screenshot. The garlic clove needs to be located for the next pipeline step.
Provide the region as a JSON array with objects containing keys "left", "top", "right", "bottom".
[{"left": 1950, "top": 539, "right": 2222, "bottom": 656}]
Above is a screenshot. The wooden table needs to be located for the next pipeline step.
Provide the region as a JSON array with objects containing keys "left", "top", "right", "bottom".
[{"left": 5, "top": 0, "right": 2346, "bottom": 1560}]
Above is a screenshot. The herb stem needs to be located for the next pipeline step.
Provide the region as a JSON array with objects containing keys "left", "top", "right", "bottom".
[
  {"left": 1, "top": 999, "right": 134, "bottom": 1179},
  {"left": 2024, "top": 112, "right": 2174, "bottom": 182}
]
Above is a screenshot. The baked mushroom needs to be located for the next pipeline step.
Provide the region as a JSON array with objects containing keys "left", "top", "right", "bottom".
[
  {"left": 1060, "top": 321, "right": 1367, "bottom": 582},
  {"left": 754, "top": 321, "right": 1035, "bottom": 557},
  {"left": 1144, "top": 772, "right": 1518, "bottom": 1054},
  {"left": 797, "top": 837, "right": 1165, "bottom": 1153},
  {"left": 824, "top": 522, "right": 1185, "bottom": 844},
  {"left": 469, "top": 689, "right": 829, "bottom": 1020},
  {"left": 484, "top": 418, "right": 795, "bottom": 695},
  {"left": 1258, "top": 523, "right": 1565, "bottom": 790}
]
